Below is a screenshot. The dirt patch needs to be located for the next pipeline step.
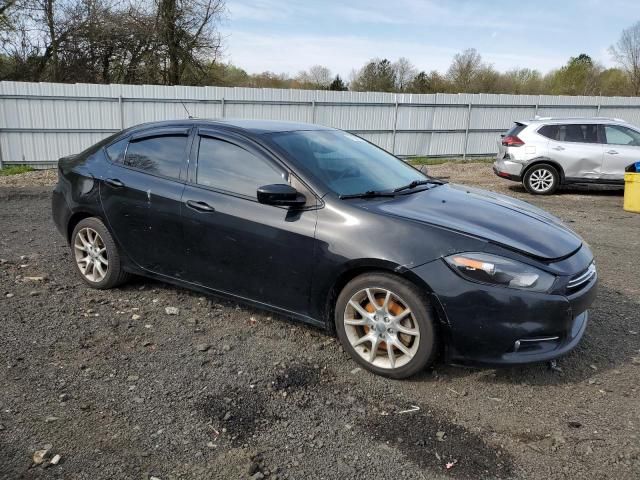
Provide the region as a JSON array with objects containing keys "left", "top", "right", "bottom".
[
  {"left": 199, "top": 386, "right": 275, "bottom": 446},
  {"left": 366, "top": 407, "right": 513, "bottom": 479},
  {"left": 272, "top": 364, "right": 320, "bottom": 391}
]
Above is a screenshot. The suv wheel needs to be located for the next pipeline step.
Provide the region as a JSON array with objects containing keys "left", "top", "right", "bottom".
[
  {"left": 71, "top": 217, "right": 130, "bottom": 289},
  {"left": 523, "top": 164, "right": 559, "bottom": 195},
  {"left": 335, "top": 273, "right": 437, "bottom": 379}
]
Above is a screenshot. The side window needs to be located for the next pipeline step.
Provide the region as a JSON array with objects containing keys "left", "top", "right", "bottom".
[
  {"left": 604, "top": 125, "right": 640, "bottom": 146},
  {"left": 553, "top": 124, "right": 598, "bottom": 143},
  {"left": 196, "top": 136, "right": 285, "bottom": 198},
  {"left": 105, "top": 138, "right": 128, "bottom": 164},
  {"left": 538, "top": 125, "right": 559, "bottom": 140},
  {"left": 124, "top": 134, "right": 188, "bottom": 179}
]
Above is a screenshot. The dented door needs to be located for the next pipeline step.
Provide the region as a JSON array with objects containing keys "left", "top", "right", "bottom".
[{"left": 546, "top": 125, "right": 604, "bottom": 179}]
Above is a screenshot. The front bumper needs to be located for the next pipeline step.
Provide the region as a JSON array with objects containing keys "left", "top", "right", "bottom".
[
  {"left": 413, "top": 258, "right": 597, "bottom": 367},
  {"left": 493, "top": 158, "right": 523, "bottom": 182}
]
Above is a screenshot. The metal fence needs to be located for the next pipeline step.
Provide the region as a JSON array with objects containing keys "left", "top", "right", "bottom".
[{"left": 3, "top": 80, "right": 640, "bottom": 168}]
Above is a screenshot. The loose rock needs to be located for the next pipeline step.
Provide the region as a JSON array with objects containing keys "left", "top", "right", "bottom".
[{"left": 165, "top": 306, "right": 179, "bottom": 315}]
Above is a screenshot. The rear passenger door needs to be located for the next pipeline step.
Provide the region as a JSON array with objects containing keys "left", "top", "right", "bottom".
[
  {"left": 539, "top": 123, "right": 604, "bottom": 179},
  {"left": 180, "top": 129, "right": 319, "bottom": 316},
  {"left": 601, "top": 124, "right": 640, "bottom": 180},
  {"left": 100, "top": 127, "right": 192, "bottom": 278}
]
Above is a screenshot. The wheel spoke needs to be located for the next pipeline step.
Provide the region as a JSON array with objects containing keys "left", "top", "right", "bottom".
[
  {"left": 344, "top": 317, "right": 369, "bottom": 326},
  {"left": 395, "top": 324, "right": 419, "bottom": 337},
  {"left": 95, "top": 261, "right": 106, "bottom": 279},
  {"left": 381, "top": 290, "right": 391, "bottom": 312},
  {"left": 368, "top": 336, "right": 381, "bottom": 362},
  {"left": 387, "top": 343, "right": 396, "bottom": 368},
  {"left": 392, "top": 308, "right": 412, "bottom": 322},
  {"left": 349, "top": 300, "right": 371, "bottom": 320},
  {"left": 392, "top": 338, "right": 412, "bottom": 357},
  {"left": 365, "top": 288, "right": 377, "bottom": 308},
  {"left": 353, "top": 332, "right": 376, "bottom": 347}
]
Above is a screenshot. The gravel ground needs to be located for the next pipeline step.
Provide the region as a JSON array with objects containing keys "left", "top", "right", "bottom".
[{"left": 1, "top": 163, "right": 639, "bottom": 480}]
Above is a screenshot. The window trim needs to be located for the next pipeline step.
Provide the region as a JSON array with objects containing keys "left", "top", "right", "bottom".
[
  {"left": 102, "top": 127, "right": 193, "bottom": 183},
  {"left": 535, "top": 123, "right": 602, "bottom": 145},
  {"left": 187, "top": 127, "right": 321, "bottom": 209}
]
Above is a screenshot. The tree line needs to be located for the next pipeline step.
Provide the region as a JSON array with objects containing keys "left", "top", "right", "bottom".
[{"left": 1, "top": 1, "right": 640, "bottom": 96}]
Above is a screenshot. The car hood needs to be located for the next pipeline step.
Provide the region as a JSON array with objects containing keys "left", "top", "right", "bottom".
[{"left": 365, "top": 184, "right": 582, "bottom": 260}]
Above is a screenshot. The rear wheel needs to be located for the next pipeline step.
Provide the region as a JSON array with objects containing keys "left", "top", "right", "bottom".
[
  {"left": 523, "top": 163, "right": 559, "bottom": 195},
  {"left": 335, "top": 273, "right": 437, "bottom": 379},
  {"left": 71, "top": 217, "right": 129, "bottom": 289}
]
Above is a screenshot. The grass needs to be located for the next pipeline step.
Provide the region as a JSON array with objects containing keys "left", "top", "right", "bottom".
[
  {"left": 0, "top": 165, "right": 34, "bottom": 176},
  {"left": 406, "top": 156, "right": 494, "bottom": 166}
]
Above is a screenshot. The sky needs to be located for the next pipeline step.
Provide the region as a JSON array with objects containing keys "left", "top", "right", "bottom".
[{"left": 220, "top": 0, "right": 640, "bottom": 79}]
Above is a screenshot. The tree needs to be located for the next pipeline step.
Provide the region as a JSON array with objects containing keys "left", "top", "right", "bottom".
[
  {"left": 392, "top": 56, "right": 416, "bottom": 91},
  {"left": 407, "top": 70, "right": 448, "bottom": 93},
  {"left": 296, "top": 64, "right": 332, "bottom": 89},
  {"left": 156, "top": 0, "right": 225, "bottom": 85},
  {"left": 546, "top": 54, "right": 602, "bottom": 95},
  {"left": 610, "top": 21, "right": 640, "bottom": 95},
  {"left": 446, "top": 48, "right": 483, "bottom": 91},
  {"left": 329, "top": 74, "right": 347, "bottom": 91},
  {"left": 350, "top": 58, "right": 396, "bottom": 92}
]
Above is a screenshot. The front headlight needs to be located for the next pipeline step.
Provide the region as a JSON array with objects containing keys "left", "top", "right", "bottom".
[{"left": 444, "top": 252, "right": 556, "bottom": 293}]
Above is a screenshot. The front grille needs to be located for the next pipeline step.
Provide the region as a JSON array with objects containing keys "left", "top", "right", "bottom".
[{"left": 567, "top": 262, "right": 596, "bottom": 291}]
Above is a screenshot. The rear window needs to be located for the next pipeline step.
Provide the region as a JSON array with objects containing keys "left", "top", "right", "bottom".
[
  {"left": 505, "top": 123, "right": 526, "bottom": 136},
  {"left": 538, "top": 124, "right": 599, "bottom": 143}
]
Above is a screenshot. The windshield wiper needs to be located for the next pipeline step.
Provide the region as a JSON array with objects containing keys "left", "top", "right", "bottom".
[
  {"left": 339, "top": 190, "right": 397, "bottom": 200},
  {"left": 393, "top": 178, "right": 444, "bottom": 193}
]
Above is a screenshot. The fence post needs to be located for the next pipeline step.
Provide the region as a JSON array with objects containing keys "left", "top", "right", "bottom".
[
  {"left": 221, "top": 97, "right": 225, "bottom": 118},
  {"left": 391, "top": 97, "right": 399, "bottom": 155},
  {"left": 462, "top": 103, "right": 472, "bottom": 160},
  {"left": 0, "top": 139, "right": 4, "bottom": 169},
  {"left": 118, "top": 95, "right": 124, "bottom": 130},
  {"left": 311, "top": 100, "right": 316, "bottom": 123},
  {"left": 597, "top": 97, "right": 601, "bottom": 115}
]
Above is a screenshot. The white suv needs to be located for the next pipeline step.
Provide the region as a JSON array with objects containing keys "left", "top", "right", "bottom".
[{"left": 493, "top": 117, "right": 639, "bottom": 194}]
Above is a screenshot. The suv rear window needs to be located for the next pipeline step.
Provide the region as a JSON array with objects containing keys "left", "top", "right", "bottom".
[
  {"left": 505, "top": 123, "right": 526, "bottom": 136},
  {"left": 538, "top": 124, "right": 599, "bottom": 143}
]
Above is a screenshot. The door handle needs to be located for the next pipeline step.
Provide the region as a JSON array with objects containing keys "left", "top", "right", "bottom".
[
  {"left": 104, "top": 178, "right": 124, "bottom": 188},
  {"left": 606, "top": 150, "right": 619, "bottom": 155},
  {"left": 552, "top": 146, "right": 565, "bottom": 151},
  {"left": 186, "top": 200, "right": 216, "bottom": 212}
]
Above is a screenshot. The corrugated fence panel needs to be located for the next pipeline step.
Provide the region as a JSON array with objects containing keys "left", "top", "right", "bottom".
[{"left": 3, "top": 81, "right": 640, "bottom": 166}]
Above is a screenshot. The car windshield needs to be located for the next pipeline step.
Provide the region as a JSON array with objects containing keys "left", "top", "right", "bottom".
[{"left": 268, "top": 130, "right": 428, "bottom": 196}]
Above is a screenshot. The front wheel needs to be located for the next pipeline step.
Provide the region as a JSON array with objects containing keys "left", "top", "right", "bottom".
[
  {"left": 523, "top": 164, "right": 559, "bottom": 195},
  {"left": 335, "top": 273, "right": 437, "bottom": 379}
]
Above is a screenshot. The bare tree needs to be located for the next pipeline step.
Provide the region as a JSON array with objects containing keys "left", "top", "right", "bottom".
[
  {"left": 446, "top": 48, "right": 483, "bottom": 91},
  {"left": 392, "top": 57, "right": 416, "bottom": 91},
  {"left": 296, "top": 64, "right": 332, "bottom": 89},
  {"left": 156, "top": 0, "right": 225, "bottom": 85},
  {"left": 610, "top": 21, "right": 640, "bottom": 95}
]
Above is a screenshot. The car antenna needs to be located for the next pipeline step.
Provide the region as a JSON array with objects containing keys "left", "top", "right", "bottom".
[{"left": 180, "top": 101, "right": 195, "bottom": 119}]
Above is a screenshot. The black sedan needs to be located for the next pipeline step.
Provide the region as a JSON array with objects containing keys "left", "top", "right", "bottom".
[{"left": 52, "top": 120, "right": 597, "bottom": 378}]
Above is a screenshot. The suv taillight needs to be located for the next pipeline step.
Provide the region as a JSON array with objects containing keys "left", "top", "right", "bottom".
[{"left": 502, "top": 135, "right": 525, "bottom": 147}]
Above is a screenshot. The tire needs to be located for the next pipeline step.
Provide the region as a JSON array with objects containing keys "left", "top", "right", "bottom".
[
  {"left": 335, "top": 272, "right": 437, "bottom": 379},
  {"left": 71, "top": 217, "right": 130, "bottom": 289},
  {"left": 523, "top": 163, "right": 560, "bottom": 195}
]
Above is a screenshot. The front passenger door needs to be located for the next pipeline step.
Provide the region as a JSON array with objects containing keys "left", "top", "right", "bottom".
[
  {"left": 601, "top": 124, "right": 640, "bottom": 181},
  {"left": 180, "top": 130, "right": 319, "bottom": 316}
]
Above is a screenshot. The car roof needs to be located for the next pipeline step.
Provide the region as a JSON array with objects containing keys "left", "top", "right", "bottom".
[
  {"left": 519, "top": 117, "right": 630, "bottom": 126},
  {"left": 125, "top": 118, "right": 335, "bottom": 135}
]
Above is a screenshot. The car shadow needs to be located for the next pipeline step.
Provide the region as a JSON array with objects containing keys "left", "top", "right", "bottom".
[{"left": 433, "top": 284, "right": 639, "bottom": 386}]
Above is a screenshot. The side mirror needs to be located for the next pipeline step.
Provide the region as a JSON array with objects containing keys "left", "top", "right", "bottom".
[{"left": 257, "top": 184, "right": 306, "bottom": 208}]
